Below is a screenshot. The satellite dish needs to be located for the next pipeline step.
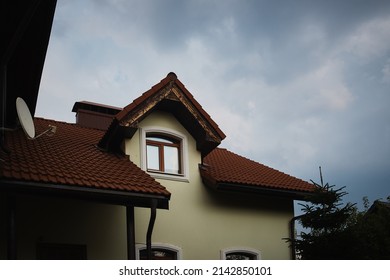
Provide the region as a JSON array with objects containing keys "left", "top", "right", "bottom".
[{"left": 16, "top": 97, "right": 36, "bottom": 139}]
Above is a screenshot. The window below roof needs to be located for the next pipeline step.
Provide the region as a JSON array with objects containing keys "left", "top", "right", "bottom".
[
  {"left": 221, "top": 247, "right": 261, "bottom": 260},
  {"left": 146, "top": 134, "right": 181, "bottom": 175},
  {"left": 136, "top": 243, "right": 182, "bottom": 260},
  {"left": 141, "top": 128, "right": 189, "bottom": 182}
]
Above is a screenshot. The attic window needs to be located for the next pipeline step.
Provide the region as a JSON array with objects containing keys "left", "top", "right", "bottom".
[
  {"left": 141, "top": 128, "right": 189, "bottom": 181},
  {"left": 146, "top": 133, "right": 182, "bottom": 175}
]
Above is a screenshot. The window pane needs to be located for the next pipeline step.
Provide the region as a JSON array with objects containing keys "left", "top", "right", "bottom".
[
  {"left": 147, "top": 136, "right": 175, "bottom": 144},
  {"left": 147, "top": 145, "right": 160, "bottom": 170},
  {"left": 164, "top": 146, "right": 179, "bottom": 174},
  {"left": 140, "top": 249, "right": 178, "bottom": 260},
  {"left": 226, "top": 252, "right": 256, "bottom": 260}
]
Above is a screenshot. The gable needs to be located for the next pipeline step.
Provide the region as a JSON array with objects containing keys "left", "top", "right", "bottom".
[
  {"left": 124, "top": 110, "right": 197, "bottom": 182},
  {"left": 98, "top": 73, "right": 225, "bottom": 157}
]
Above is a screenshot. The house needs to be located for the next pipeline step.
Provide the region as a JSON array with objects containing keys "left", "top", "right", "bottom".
[
  {"left": 1, "top": 71, "right": 317, "bottom": 259},
  {"left": 1, "top": 0, "right": 317, "bottom": 260}
]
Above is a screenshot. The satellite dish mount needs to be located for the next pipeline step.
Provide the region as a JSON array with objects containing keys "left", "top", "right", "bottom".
[{"left": 16, "top": 97, "right": 56, "bottom": 139}]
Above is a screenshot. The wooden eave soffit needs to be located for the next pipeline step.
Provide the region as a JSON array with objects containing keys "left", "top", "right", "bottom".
[{"left": 119, "top": 83, "right": 222, "bottom": 144}]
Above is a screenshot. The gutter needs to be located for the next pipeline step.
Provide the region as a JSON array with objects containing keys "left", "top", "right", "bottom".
[
  {"left": 214, "top": 182, "right": 315, "bottom": 200},
  {"left": 0, "top": 179, "right": 170, "bottom": 209}
]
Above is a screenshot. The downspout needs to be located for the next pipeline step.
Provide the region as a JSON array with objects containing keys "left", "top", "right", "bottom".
[
  {"left": 289, "top": 214, "right": 305, "bottom": 260},
  {"left": 126, "top": 206, "right": 135, "bottom": 260},
  {"left": 146, "top": 199, "right": 157, "bottom": 260}
]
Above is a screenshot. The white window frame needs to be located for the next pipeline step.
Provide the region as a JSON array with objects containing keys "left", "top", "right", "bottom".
[
  {"left": 140, "top": 127, "right": 189, "bottom": 182},
  {"left": 135, "top": 243, "right": 183, "bottom": 260},
  {"left": 220, "top": 247, "right": 261, "bottom": 260}
]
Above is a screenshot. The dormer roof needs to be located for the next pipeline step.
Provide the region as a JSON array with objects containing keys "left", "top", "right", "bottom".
[{"left": 98, "top": 72, "right": 226, "bottom": 157}]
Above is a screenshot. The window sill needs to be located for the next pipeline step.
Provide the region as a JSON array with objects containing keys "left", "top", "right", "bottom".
[{"left": 147, "top": 171, "right": 189, "bottom": 183}]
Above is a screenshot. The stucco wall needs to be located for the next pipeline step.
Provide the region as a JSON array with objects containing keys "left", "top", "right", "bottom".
[{"left": 126, "top": 111, "right": 294, "bottom": 260}]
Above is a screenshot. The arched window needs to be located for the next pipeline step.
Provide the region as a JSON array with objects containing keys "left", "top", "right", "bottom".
[
  {"left": 146, "top": 133, "right": 181, "bottom": 175},
  {"left": 141, "top": 128, "right": 189, "bottom": 181},
  {"left": 136, "top": 244, "right": 182, "bottom": 260},
  {"left": 221, "top": 247, "right": 261, "bottom": 260}
]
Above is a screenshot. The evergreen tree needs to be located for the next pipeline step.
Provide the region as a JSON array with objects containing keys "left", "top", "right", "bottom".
[
  {"left": 293, "top": 167, "right": 356, "bottom": 259},
  {"left": 350, "top": 198, "right": 390, "bottom": 259},
  {"left": 290, "top": 168, "right": 390, "bottom": 259}
]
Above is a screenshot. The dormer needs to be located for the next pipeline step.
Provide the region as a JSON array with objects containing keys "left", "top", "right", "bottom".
[{"left": 98, "top": 72, "right": 226, "bottom": 158}]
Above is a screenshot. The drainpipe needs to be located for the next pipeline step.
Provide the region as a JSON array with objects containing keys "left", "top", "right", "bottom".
[
  {"left": 146, "top": 199, "right": 157, "bottom": 260},
  {"left": 126, "top": 206, "right": 135, "bottom": 260},
  {"left": 289, "top": 214, "right": 305, "bottom": 260}
]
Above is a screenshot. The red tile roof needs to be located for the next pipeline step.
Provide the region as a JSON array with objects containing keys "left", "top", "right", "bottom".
[
  {"left": 0, "top": 118, "right": 170, "bottom": 200},
  {"left": 201, "top": 148, "right": 317, "bottom": 195}
]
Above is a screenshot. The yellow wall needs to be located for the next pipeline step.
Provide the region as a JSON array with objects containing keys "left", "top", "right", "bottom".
[{"left": 126, "top": 111, "right": 294, "bottom": 260}]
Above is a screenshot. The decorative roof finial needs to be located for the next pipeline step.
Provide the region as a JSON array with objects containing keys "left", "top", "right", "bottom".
[{"left": 167, "top": 72, "right": 177, "bottom": 80}]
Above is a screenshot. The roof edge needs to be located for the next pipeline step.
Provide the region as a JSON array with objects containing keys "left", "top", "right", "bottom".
[
  {"left": 211, "top": 182, "right": 316, "bottom": 201},
  {"left": 0, "top": 179, "right": 170, "bottom": 209}
]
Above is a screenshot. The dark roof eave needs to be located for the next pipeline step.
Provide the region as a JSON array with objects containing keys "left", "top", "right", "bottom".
[
  {"left": 212, "top": 182, "right": 316, "bottom": 201},
  {"left": 0, "top": 179, "right": 170, "bottom": 209},
  {"left": 2, "top": 0, "right": 57, "bottom": 128}
]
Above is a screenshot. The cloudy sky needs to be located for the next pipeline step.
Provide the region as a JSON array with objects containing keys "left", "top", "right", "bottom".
[{"left": 36, "top": 0, "right": 390, "bottom": 209}]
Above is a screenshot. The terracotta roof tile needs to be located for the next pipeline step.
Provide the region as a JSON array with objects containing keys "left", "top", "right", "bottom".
[
  {"left": 201, "top": 148, "right": 317, "bottom": 194},
  {"left": 0, "top": 118, "right": 170, "bottom": 198}
]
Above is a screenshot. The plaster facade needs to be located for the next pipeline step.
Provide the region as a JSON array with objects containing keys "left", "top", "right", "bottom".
[{"left": 126, "top": 111, "right": 293, "bottom": 259}]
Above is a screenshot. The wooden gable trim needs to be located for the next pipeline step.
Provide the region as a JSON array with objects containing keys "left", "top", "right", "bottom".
[
  {"left": 119, "top": 83, "right": 222, "bottom": 144},
  {"left": 99, "top": 73, "right": 225, "bottom": 156},
  {"left": 119, "top": 81, "right": 175, "bottom": 128},
  {"left": 170, "top": 86, "right": 221, "bottom": 143}
]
